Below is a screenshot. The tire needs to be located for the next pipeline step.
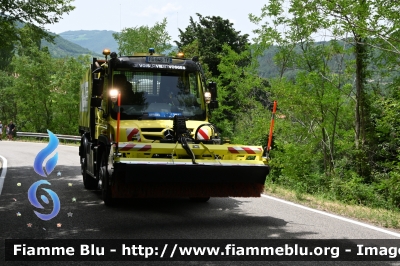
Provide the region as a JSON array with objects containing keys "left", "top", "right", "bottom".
[
  {"left": 189, "top": 197, "right": 210, "bottom": 202},
  {"left": 99, "top": 150, "right": 114, "bottom": 206},
  {"left": 82, "top": 157, "right": 98, "bottom": 190}
]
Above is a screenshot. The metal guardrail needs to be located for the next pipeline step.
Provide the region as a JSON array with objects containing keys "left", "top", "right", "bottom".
[{"left": 16, "top": 132, "right": 80, "bottom": 141}]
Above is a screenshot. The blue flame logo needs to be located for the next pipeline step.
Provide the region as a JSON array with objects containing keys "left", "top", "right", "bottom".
[
  {"left": 28, "top": 130, "right": 61, "bottom": 221},
  {"left": 33, "top": 130, "right": 58, "bottom": 177}
]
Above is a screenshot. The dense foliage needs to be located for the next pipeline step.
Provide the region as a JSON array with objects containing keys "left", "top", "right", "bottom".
[
  {"left": 0, "top": 0, "right": 75, "bottom": 48},
  {"left": 113, "top": 18, "right": 172, "bottom": 55},
  {"left": 0, "top": 45, "right": 88, "bottom": 135},
  {"left": 0, "top": 0, "right": 87, "bottom": 135},
  {"left": 176, "top": 14, "right": 250, "bottom": 77},
  {"left": 247, "top": 0, "right": 400, "bottom": 210}
]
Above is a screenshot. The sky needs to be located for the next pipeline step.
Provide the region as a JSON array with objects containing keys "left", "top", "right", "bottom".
[{"left": 45, "top": 0, "right": 270, "bottom": 43}]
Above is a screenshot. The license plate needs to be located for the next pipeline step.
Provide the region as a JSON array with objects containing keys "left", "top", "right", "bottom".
[{"left": 146, "top": 56, "right": 172, "bottom": 64}]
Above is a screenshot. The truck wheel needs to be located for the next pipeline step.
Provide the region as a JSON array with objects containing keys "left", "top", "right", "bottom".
[
  {"left": 99, "top": 152, "right": 114, "bottom": 206},
  {"left": 82, "top": 157, "right": 98, "bottom": 190},
  {"left": 190, "top": 197, "right": 210, "bottom": 202}
]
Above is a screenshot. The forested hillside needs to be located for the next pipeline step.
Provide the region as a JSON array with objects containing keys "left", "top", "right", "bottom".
[
  {"left": 59, "top": 30, "right": 118, "bottom": 54},
  {"left": 41, "top": 33, "right": 102, "bottom": 58}
]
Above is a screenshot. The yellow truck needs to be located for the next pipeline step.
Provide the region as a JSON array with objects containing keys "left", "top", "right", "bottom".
[{"left": 79, "top": 48, "right": 270, "bottom": 205}]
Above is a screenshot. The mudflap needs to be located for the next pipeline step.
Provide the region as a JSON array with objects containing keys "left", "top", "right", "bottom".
[{"left": 110, "top": 163, "right": 270, "bottom": 198}]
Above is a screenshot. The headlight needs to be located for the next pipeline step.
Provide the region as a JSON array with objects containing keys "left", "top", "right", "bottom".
[{"left": 109, "top": 89, "right": 119, "bottom": 103}]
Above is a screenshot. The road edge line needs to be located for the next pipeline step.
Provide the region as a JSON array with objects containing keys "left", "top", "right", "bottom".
[
  {"left": 261, "top": 194, "right": 400, "bottom": 238},
  {"left": 0, "top": 155, "right": 7, "bottom": 196}
]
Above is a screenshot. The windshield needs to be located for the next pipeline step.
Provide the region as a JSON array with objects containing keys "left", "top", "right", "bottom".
[{"left": 109, "top": 69, "right": 206, "bottom": 120}]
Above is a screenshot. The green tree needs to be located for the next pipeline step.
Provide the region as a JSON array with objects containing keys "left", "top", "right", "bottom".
[
  {"left": 0, "top": 0, "right": 75, "bottom": 48},
  {"left": 11, "top": 45, "right": 87, "bottom": 134},
  {"left": 113, "top": 18, "right": 172, "bottom": 55},
  {"left": 0, "top": 40, "right": 14, "bottom": 71},
  {"left": 11, "top": 46, "right": 56, "bottom": 132},
  {"left": 212, "top": 44, "right": 272, "bottom": 142},
  {"left": 16, "top": 24, "right": 43, "bottom": 56},
  {"left": 245, "top": 0, "right": 400, "bottom": 209},
  {"left": 0, "top": 70, "right": 17, "bottom": 122},
  {"left": 372, "top": 91, "right": 400, "bottom": 208},
  {"left": 250, "top": 0, "right": 400, "bottom": 179},
  {"left": 50, "top": 55, "right": 89, "bottom": 134},
  {"left": 176, "top": 14, "right": 250, "bottom": 77}
]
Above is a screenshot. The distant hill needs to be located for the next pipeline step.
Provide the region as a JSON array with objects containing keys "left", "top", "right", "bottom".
[
  {"left": 59, "top": 30, "right": 119, "bottom": 54},
  {"left": 41, "top": 34, "right": 102, "bottom": 58}
]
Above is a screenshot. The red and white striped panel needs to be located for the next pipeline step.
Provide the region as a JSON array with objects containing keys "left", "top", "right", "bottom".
[
  {"left": 227, "top": 147, "right": 262, "bottom": 154},
  {"left": 126, "top": 128, "right": 141, "bottom": 142},
  {"left": 119, "top": 144, "right": 151, "bottom": 152},
  {"left": 196, "top": 127, "right": 209, "bottom": 140}
]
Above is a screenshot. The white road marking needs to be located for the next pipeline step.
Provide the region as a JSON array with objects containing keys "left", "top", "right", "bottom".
[
  {"left": 261, "top": 194, "right": 400, "bottom": 238},
  {"left": 0, "top": 155, "right": 7, "bottom": 195}
]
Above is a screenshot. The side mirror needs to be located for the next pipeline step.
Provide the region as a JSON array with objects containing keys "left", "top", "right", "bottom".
[
  {"left": 208, "top": 81, "right": 219, "bottom": 109},
  {"left": 208, "top": 82, "right": 217, "bottom": 100}
]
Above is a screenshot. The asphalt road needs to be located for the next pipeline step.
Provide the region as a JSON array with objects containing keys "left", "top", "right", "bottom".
[{"left": 0, "top": 141, "right": 400, "bottom": 266}]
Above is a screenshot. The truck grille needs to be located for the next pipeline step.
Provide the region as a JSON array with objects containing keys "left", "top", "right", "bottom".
[{"left": 141, "top": 128, "right": 194, "bottom": 141}]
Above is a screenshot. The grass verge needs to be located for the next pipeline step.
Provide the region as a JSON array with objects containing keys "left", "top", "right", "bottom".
[{"left": 263, "top": 183, "right": 400, "bottom": 232}]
